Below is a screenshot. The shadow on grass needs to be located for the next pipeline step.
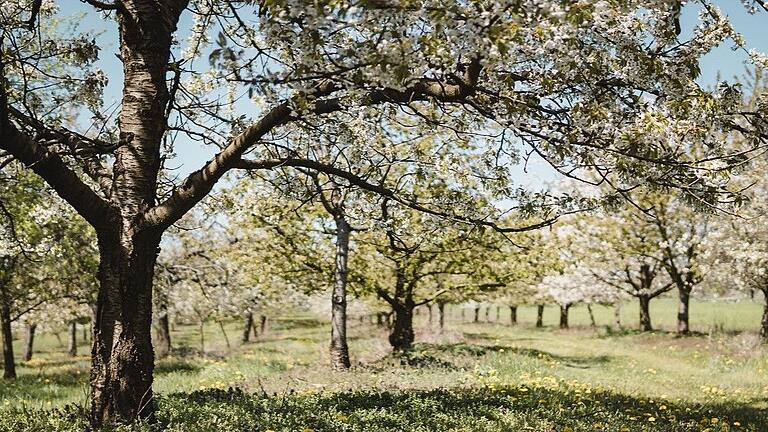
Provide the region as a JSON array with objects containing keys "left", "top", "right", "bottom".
[
  {"left": 417, "top": 341, "right": 613, "bottom": 368},
  {"left": 155, "top": 358, "right": 202, "bottom": 375}
]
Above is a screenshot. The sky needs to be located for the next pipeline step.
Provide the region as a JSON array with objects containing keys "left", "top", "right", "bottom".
[{"left": 55, "top": 1, "right": 768, "bottom": 190}]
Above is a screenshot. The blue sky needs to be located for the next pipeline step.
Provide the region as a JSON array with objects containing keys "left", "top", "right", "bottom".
[{"left": 56, "top": 1, "right": 768, "bottom": 187}]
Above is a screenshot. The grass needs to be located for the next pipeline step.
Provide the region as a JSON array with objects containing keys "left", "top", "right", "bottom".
[{"left": 1, "top": 297, "right": 767, "bottom": 431}]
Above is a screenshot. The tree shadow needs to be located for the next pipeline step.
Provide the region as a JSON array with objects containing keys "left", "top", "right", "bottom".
[{"left": 415, "top": 341, "right": 613, "bottom": 368}]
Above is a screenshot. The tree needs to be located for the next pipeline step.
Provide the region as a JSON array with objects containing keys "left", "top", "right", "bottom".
[{"left": 1, "top": 0, "right": 761, "bottom": 426}]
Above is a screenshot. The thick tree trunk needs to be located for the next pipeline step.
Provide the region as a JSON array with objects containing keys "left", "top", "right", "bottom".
[
  {"left": 68, "top": 321, "right": 77, "bottom": 357},
  {"left": 22, "top": 323, "right": 36, "bottom": 362},
  {"left": 437, "top": 301, "right": 446, "bottom": 330},
  {"left": 330, "top": 216, "right": 351, "bottom": 370},
  {"left": 509, "top": 305, "right": 517, "bottom": 326},
  {"left": 559, "top": 304, "right": 570, "bottom": 329},
  {"left": 677, "top": 288, "right": 691, "bottom": 335},
  {"left": 587, "top": 304, "right": 596, "bottom": 328},
  {"left": 536, "top": 304, "right": 544, "bottom": 328},
  {"left": 90, "top": 232, "right": 163, "bottom": 428},
  {"left": 473, "top": 306, "right": 480, "bottom": 323},
  {"left": 638, "top": 295, "right": 653, "bottom": 331},
  {"left": 88, "top": 1, "right": 188, "bottom": 427},
  {"left": 389, "top": 303, "right": 415, "bottom": 351},
  {"left": 242, "top": 311, "right": 254, "bottom": 342},
  {"left": 1, "top": 302, "right": 15, "bottom": 379}
]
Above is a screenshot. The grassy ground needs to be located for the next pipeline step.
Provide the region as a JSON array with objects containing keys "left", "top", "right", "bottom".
[{"left": 0, "top": 298, "right": 766, "bottom": 431}]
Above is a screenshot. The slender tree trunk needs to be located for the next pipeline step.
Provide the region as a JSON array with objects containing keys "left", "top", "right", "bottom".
[
  {"left": 473, "top": 306, "right": 480, "bottom": 323},
  {"left": 461, "top": 308, "right": 465, "bottom": 322},
  {"left": 0, "top": 301, "right": 15, "bottom": 379},
  {"left": 559, "top": 304, "right": 570, "bottom": 329},
  {"left": 83, "top": 323, "right": 88, "bottom": 343},
  {"left": 536, "top": 304, "right": 544, "bottom": 328},
  {"left": 638, "top": 295, "right": 653, "bottom": 331},
  {"left": 484, "top": 306, "right": 490, "bottom": 321},
  {"left": 376, "top": 312, "right": 385, "bottom": 327},
  {"left": 437, "top": 301, "right": 446, "bottom": 330},
  {"left": 242, "top": 311, "right": 254, "bottom": 343},
  {"left": 199, "top": 318, "right": 205, "bottom": 353},
  {"left": 495, "top": 305, "right": 500, "bottom": 322},
  {"left": 330, "top": 216, "right": 351, "bottom": 369},
  {"left": 22, "top": 323, "right": 36, "bottom": 362},
  {"left": 509, "top": 305, "right": 518, "bottom": 326},
  {"left": 216, "top": 319, "right": 230, "bottom": 349},
  {"left": 68, "top": 320, "right": 77, "bottom": 357},
  {"left": 154, "top": 296, "right": 171, "bottom": 358},
  {"left": 760, "top": 289, "right": 768, "bottom": 342},
  {"left": 677, "top": 288, "right": 691, "bottom": 335},
  {"left": 587, "top": 304, "right": 596, "bottom": 328},
  {"left": 259, "top": 315, "right": 268, "bottom": 335},
  {"left": 389, "top": 302, "right": 415, "bottom": 351},
  {"left": 614, "top": 302, "right": 622, "bottom": 330},
  {"left": 427, "top": 304, "right": 433, "bottom": 326}
]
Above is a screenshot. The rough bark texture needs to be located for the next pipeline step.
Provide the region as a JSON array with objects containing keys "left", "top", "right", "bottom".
[
  {"left": 330, "top": 216, "right": 351, "bottom": 369},
  {"left": 559, "top": 304, "right": 570, "bottom": 329},
  {"left": 509, "top": 305, "right": 517, "bottom": 326},
  {"left": 242, "top": 311, "right": 254, "bottom": 342},
  {"left": 22, "top": 323, "right": 36, "bottom": 362},
  {"left": 1, "top": 302, "right": 14, "bottom": 379},
  {"left": 677, "top": 288, "right": 691, "bottom": 335},
  {"left": 639, "top": 295, "right": 653, "bottom": 332},
  {"left": 68, "top": 321, "right": 77, "bottom": 357},
  {"left": 536, "top": 305, "right": 544, "bottom": 328}
]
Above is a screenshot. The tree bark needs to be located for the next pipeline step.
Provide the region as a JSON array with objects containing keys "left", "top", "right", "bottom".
[
  {"left": 154, "top": 289, "right": 171, "bottom": 358},
  {"left": 587, "top": 304, "right": 596, "bottom": 328},
  {"left": 761, "top": 289, "right": 768, "bottom": 343},
  {"left": 330, "top": 216, "right": 351, "bottom": 369},
  {"left": 242, "top": 311, "right": 254, "bottom": 343},
  {"left": 154, "top": 308, "right": 171, "bottom": 358},
  {"left": 22, "top": 323, "right": 36, "bottom": 362},
  {"left": 437, "top": 301, "right": 446, "bottom": 330},
  {"left": 68, "top": 321, "right": 77, "bottom": 357},
  {"left": 677, "top": 288, "right": 691, "bottom": 335},
  {"left": 0, "top": 301, "right": 15, "bottom": 379},
  {"left": 559, "top": 304, "right": 570, "bottom": 329},
  {"left": 389, "top": 302, "right": 415, "bottom": 351},
  {"left": 536, "top": 304, "right": 544, "bottom": 328},
  {"left": 509, "top": 305, "right": 517, "bottom": 326},
  {"left": 638, "top": 295, "right": 653, "bottom": 331}
]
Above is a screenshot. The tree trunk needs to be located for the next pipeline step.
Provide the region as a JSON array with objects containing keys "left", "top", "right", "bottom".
[
  {"left": 559, "top": 304, "right": 570, "bottom": 329},
  {"left": 88, "top": 1, "right": 188, "bottom": 426},
  {"left": 638, "top": 295, "right": 653, "bottom": 331},
  {"left": 242, "top": 311, "right": 254, "bottom": 342},
  {"left": 614, "top": 302, "right": 622, "bottom": 330},
  {"left": 154, "top": 290, "right": 171, "bottom": 358},
  {"left": 0, "top": 302, "right": 15, "bottom": 379},
  {"left": 259, "top": 315, "right": 268, "bottom": 335},
  {"left": 22, "top": 323, "right": 36, "bottom": 362},
  {"left": 587, "top": 304, "right": 596, "bottom": 328},
  {"left": 677, "top": 288, "right": 691, "bottom": 335},
  {"left": 376, "top": 312, "right": 385, "bottom": 327},
  {"left": 389, "top": 303, "right": 415, "bottom": 351},
  {"left": 217, "top": 319, "right": 230, "bottom": 349},
  {"left": 330, "top": 216, "right": 351, "bottom": 370},
  {"left": 427, "top": 304, "right": 433, "bottom": 325},
  {"left": 90, "top": 232, "right": 163, "bottom": 428},
  {"left": 473, "top": 306, "right": 480, "bottom": 322},
  {"left": 461, "top": 308, "right": 465, "bottom": 321},
  {"left": 760, "top": 289, "right": 768, "bottom": 342},
  {"left": 536, "top": 304, "right": 544, "bottom": 328},
  {"left": 509, "top": 305, "right": 517, "bottom": 326},
  {"left": 484, "top": 306, "right": 490, "bottom": 321},
  {"left": 496, "top": 305, "right": 500, "bottom": 322},
  {"left": 199, "top": 318, "right": 205, "bottom": 353},
  {"left": 437, "top": 302, "right": 446, "bottom": 330},
  {"left": 68, "top": 320, "right": 77, "bottom": 357}
]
